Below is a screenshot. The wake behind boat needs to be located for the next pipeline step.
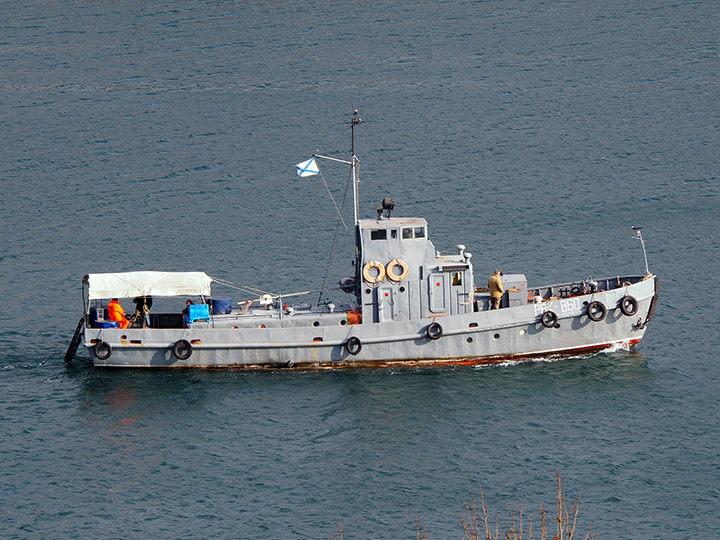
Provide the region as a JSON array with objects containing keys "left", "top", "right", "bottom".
[{"left": 65, "top": 112, "right": 658, "bottom": 368}]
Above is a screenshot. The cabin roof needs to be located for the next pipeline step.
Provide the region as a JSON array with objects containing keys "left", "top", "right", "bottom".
[{"left": 358, "top": 217, "right": 428, "bottom": 230}]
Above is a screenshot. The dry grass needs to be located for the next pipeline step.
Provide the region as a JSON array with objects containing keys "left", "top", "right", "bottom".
[
  {"left": 420, "top": 469, "right": 594, "bottom": 540},
  {"left": 328, "top": 520, "right": 344, "bottom": 540},
  {"left": 331, "top": 470, "right": 594, "bottom": 540}
]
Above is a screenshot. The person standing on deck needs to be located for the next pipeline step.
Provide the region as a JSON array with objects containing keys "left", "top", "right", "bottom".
[
  {"left": 488, "top": 270, "right": 504, "bottom": 310},
  {"left": 108, "top": 298, "right": 129, "bottom": 329},
  {"left": 133, "top": 296, "right": 152, "bottom": 328}
]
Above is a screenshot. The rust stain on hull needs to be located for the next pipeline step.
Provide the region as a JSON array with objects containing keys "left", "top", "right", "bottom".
[{"left": 96, "top": 339, "right": 641, "bottom": 371}]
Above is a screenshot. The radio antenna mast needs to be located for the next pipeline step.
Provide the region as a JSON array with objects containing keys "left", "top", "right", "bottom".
[{"left": 350, "top": 109, "right": 363, "bottom": 226}]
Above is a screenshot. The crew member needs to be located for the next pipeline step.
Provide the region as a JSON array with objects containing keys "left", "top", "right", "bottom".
[
  {"left": 488, "top": 270, "right": 504, "bottom": 310},
  {"left": 108, "top": 298, "right": 129, "bottom": 329},
  {"left": 182, "top": 300, "right": 194, "bottom": 328},
  {"left": 133, "top": 296, "right": 152, "bottom": 328}
]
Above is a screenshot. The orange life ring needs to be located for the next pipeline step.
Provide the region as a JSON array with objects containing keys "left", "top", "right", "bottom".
[
  {"left": 386, "top": 258, "right": 409, "bottom": 281},
  {"left": 362, "top": 261, "right": 385, "bottom": 283}
]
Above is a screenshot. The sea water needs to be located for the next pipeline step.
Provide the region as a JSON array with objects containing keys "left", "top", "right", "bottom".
[{"left": 1, "top": 1, "right": 719, "bottom": 538}]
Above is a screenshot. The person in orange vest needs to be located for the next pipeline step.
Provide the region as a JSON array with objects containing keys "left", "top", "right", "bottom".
[{"left": 108, "top": 298, "right": 129, "bottom": 329}]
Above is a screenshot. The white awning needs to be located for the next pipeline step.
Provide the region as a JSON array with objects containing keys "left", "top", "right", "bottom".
[{"left": 84, "top": 271, "right": 213, "bottom": 300}]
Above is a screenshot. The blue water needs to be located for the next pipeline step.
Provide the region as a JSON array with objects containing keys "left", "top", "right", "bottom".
[{"left": 1, "top": 1, "right": 719, "bottom": 538}]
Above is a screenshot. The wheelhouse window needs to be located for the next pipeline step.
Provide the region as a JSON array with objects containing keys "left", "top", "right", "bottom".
[
  {"left": 371, "top": 230, "right": 387, "bottom": 240},
  {"left": 402, "top": 226, "right": 426, "bottom": 239},
  {"left": 452, "top": 272, "right": 463, "bottom": 286}
]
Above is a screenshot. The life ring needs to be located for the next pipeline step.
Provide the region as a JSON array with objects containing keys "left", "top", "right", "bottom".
[
  {"left": 426, "top": 322, "right": 443, "bottom": 340},
  {"left": 93, "top": 340, "right": 112, "bottom": 360},
  {"left": 541, "top": 311, "right": 558, "bottom": 328},
  {"left": 345, "top": 336, "right": 362, "bottom": 355},
  {"left": 172, "top": 339, "right": 193, "bottom": 360},
  {"left": 362, "top": 261, "right": 385, "bottom": 284},
  {"left": 587, "top": 300, "right": 607, "bottom": 322},
  {"left": 619, "top": 295, "right": 638, "bottom": 316},
  {"left": 386, "top": 258, "right": 409, "bottom": 281}
]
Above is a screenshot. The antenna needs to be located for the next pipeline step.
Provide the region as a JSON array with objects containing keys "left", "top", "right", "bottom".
[
  {"left": 350, "top": 109, "right": 363, "bottom": 226},
  {"left": 632, "top": 226, "right": 650, "bottom": 275},
  {"left": 311, "top": 110, "right": 364, "bottom": 226}
]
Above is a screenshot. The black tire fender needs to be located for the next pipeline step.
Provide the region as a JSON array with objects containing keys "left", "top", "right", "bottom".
[
  {"left": 93, "top": 341, "right": 112, "bottom": 361},
  {"left": 426, "top": 322, "right": 443, "bottom": 340},
  {"left": 619, "top": 295, "right": 638, "bottom": 316},
  {"left": 541, "top": 311, "right": 558, "bottom": 328},
  {"left": 172, "top": 339, "right": 192, "bottom": 360},
  {"left": 587, "top": 300, "right": 607, "bottom": 322},
  {"left": 345, "top": 336, "right": 362, "bottom": 356}
]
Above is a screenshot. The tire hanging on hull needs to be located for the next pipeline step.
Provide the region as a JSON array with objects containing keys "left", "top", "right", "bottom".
[
  {"left": 345, "top": 336, "right": 362, "bottom": 355},
  {"left": 587, "top": 301, "right": 607, "bottom": 322},
  {"left": 619, "top": 295, "right": 638, "bottom": 316},
  {"left": 541, "top": 311, "right": 558, "bottom": 328},
  {"left": 426, "top": 322, "right": 443, "bottom": 340},
  {"left": 93, "top": 341, "right": 112, "bottom": 361},
  {"left": 172, "top": 339, "right": 193, "bottom": 360}
]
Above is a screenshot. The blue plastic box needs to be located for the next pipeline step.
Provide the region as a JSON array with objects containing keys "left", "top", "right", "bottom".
[{"left": 187, "top": 303, "right": 210, "bottom": 323}]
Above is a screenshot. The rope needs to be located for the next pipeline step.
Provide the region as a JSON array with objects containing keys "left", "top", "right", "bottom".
[
  {"left": 210, "top": 275, "right": 342, "bottom": 304},
  {"left": 318, "top": 170, "right": 349, "bottom": 232},
  {"left": 318, "top": 166, "right": 354, "bottom": 303},
  {"left": 210, "top": 276, "right": 270, "bottom": 297}
]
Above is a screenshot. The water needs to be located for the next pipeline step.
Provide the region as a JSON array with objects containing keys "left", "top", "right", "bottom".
[{"left": 1, "top": 0, "right": 719, "bottom": 537}]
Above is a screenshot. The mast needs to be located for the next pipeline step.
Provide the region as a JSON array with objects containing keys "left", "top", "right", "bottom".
[
  {"left": 350, "top": 110, "right": 363, "bottom": 226},
  {"left": 350, "top": 110, "right": 364, "bottom": 304}
]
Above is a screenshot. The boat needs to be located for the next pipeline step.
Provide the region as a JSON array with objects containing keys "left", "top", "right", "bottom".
[{"left": 65, "top": 111, "right": 658, "bottom": 369}]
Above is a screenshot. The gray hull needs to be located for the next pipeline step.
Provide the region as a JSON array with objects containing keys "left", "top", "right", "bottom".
[
  {"left": 71, "top": 120, "right": 659, "bottom": 370},
  {"left": 83, "top": 275, "right": 657, "bottom": 369}
]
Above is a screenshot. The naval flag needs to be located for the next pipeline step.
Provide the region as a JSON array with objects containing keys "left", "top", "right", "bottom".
[{"left": 295, "top": 157, "right": 320, "bottom": 177}]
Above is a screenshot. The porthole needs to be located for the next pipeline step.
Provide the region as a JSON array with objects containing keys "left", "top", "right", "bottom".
[
  {"left": 399, "top": 286, "right": 406, "bottom": 293},
  {"left": 493, "top": 333, "right": 500, "bottom": 340},
  {"left": 466, "top": 337, "right": 473, "bottom": 343},
  {"left": 519, "top": 329, "right": 526, "bottom": 336},
  {"left": 313, "top": 321, "right": 320, "bottom": 327},
  {"left": 340, "top": 319, "right": 347, "bottom": 325}
]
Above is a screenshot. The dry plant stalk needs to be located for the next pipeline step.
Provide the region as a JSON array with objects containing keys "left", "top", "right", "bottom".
[
  {"left": 460, "top": 494, "right": 480, "bottom": 540},
  {"left": 554, "top": 468, "right": 580, "bottom": 540},
  {"left": 416, "top": 516, "right": 429, "bottom": 540},
  {"left": 329, "top": 470, "right": 594, "bottom": 540},
  {"left": 504, "top": 501, "right": 524, "bottom": 540},
  {"left": 327, "top": 520, "right": 344, "bottom": 540},
  {"left": 458, "top": 471, "right": 593, "bottom": 540}
]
